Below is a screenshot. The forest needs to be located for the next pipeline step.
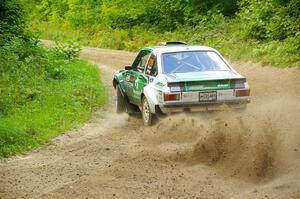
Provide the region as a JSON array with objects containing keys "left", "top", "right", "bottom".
[{"left": 27, "top": 0, "right": 300, "bottom": 67}]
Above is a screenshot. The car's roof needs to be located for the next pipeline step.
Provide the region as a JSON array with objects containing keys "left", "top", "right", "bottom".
[{"left": 143, "top": 45, "right": 217, "bottom": 54}]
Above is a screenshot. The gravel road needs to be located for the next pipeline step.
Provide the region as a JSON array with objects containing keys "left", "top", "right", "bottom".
[{"left": 0, "top": 46, "right": 299, "bottom": 199}]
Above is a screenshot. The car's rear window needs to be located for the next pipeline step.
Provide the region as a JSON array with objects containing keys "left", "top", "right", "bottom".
[{"left": 162, "top": 51, "right": 230, "bottom": 73}]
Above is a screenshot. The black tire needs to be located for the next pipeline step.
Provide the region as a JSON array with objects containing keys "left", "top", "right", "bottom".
[
  {"left": 142, "top": 97, "right": 154, "bottom": 126},
  {"left": 116, "top": 85, "right": 125, "bottom": 113}
]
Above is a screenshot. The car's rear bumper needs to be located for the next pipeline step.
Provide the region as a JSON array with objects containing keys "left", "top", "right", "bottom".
[{"left": 159, "top": 99, "right": 250, "bottom": 113}]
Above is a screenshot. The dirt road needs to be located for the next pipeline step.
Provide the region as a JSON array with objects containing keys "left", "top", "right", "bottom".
[{"left": 0, "top": 47, "right": 300, "bottom": 199}]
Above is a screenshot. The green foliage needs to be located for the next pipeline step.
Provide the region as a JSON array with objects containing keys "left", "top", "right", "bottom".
[
  {"left": 30, "top": 0, "right": 239, "bottom": 30},
  {"left": 239, "top": 0, "right": 300, "bottom": 40},
  {"left": 0, "top": 37, "right": 107, "bottom": 157},
  {"left": 35, "top": 0, "right": 69, "bottom": 23},
  {"left": 34, "top": 0, "right": 103, "bottom": 27},
  {"left": 65, "top": 0, "right": 102, "bottom": 28},
  {"left": 28, "top": 0, "right": 300, "bottom": 67},
  {"left": 30, "top": 0, "right": 299, "bottom": 40},
  {"left": 54, "top": 40, "right": 81, "bottom": 62},
  {"left": 99, "top": 0, "right": 239, "bottom": 29},
  {"left": 0, "top": 57, "right": 107, "bottom": 157},
  {"left": 0, "top": 0, "right": 107, "bottom": 157},
  {"left": 0, "top": 0, "right": 26, "bottom": 44},
  {"left": 101, "top": 0, "right": 145, "bottom": 28}
]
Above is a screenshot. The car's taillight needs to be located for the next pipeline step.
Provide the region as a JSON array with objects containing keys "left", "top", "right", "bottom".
[
  {"left": 231, "top": 78, "right": 246, "bottom": 89},
  {"left": 164, "top": 93, "right": 180, "bottom": 101},
  {"left": 235, "top": 89, "right": 250, "bottom": 97}
]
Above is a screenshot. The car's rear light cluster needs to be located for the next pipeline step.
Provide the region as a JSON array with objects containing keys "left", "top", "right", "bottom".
[
  {"left": 164, "top": 93, "right": 180, "bottom": 101},
  {"left": 235, "top": 89, "right": 250, "bottom": 97},
  {"left": 231, "top": 78, "right": 246, "bottom": 89}
]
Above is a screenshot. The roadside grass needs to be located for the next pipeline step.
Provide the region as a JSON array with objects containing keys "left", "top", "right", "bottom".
[
  {"left": 0, "top": 59, "right": 107, "bottom": 158},
  {"left": 35, "top": 21, "right": 300, "bottom": 68}
]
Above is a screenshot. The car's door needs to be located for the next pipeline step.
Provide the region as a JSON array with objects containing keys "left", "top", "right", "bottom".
[{"left": 126, "top": 50, "right": 151, "bottom": 105}]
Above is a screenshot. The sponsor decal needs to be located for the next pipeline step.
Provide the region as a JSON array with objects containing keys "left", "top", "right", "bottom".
[
  {"left": 149, "top": 77, "right": 154, "bottom": 83},
  {"left": 217, "top": 84, "right": 229, "bottom": 88},
  {"left": 155, "top": 82, "right": 164, "bottom": 88}
]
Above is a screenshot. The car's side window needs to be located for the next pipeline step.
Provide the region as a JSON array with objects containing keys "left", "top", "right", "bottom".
[
  {"left": 145, "top": 54, "right": 158, "bottom": 76},
  {"left": 132, "top": 50, "right": 151, "bottom": 73}
]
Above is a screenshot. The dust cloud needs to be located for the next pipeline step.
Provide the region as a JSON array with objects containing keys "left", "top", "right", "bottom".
[{"left": 142, "top": 97, "right": 300, "bottom": 182}]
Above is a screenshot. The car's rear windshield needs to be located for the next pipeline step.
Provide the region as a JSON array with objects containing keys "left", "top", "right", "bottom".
[{"left": 162, "top": 51, "right": 230, "bottom": 73}]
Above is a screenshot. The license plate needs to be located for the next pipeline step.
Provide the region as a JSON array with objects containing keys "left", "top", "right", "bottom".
[{"left": 199, "top": 91, "right": 217, "bottom": 102}]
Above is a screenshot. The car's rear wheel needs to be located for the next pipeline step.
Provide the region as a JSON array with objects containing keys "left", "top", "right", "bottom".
[
  {"left": 116, "top": 85, "right": 125, "bottom": 113},
  {"left": 142, "top": 97, "right": 154, "bottom": 126}
]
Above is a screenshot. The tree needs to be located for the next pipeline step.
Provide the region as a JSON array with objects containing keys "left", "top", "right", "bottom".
[{"left": 0, "top": 0, "right": 25, "bottom": 42}]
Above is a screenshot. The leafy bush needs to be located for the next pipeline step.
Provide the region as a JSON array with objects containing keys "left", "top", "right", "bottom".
[
  {"left": 0, "top": 37, "right": 107, "bottom": 157},
  {"left": 0, "top": 0, "right": 107, "bottom": 157},
  {"left": 0, "top": 0, "right": 26, "bottom": 42},
  {"left": 54, "top": 41, "right": 81, "bottom": 62},
  {"left": 239, "top": 0, "right": 300, "bottom": 40}
]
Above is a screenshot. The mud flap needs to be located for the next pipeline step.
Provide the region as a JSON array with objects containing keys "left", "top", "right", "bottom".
[
  {"left": 123, "top": 95, "right": 141, "bottom": 116},
  {"left": 155, "top": 105, "right": 166, "bottom": 119}
]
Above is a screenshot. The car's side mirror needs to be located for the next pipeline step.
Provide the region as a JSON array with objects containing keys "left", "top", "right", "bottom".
[{"left": 125, "top": 66, "right": 132, "bottom": 70}]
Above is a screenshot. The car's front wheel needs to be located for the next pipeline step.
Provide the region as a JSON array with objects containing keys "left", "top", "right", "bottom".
[{"left": 142, "top": 97, "right": 154, "bottom": 126}]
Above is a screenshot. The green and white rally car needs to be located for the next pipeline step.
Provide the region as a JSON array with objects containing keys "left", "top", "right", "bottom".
[{"left": 113, "top": 42, "right": 250, "bottom": 126}]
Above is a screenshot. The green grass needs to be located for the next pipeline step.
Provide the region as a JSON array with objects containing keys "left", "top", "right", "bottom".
[
  {"left": 34, "top": 21, "right": 300, "bottom": 68},
  {"left": 0, "top": 60, "right": 107, "bottom": 157}
]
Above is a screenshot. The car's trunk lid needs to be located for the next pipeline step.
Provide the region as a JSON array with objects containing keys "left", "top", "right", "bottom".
[{"left": 164, "top": 71, "right": 244, "bottom": 91}]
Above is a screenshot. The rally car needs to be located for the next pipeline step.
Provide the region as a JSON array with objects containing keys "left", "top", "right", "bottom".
[{"left": 113, "top": 42, "right": 250, "bottom": 126}]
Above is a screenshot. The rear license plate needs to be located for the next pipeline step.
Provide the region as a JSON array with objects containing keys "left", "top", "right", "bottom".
[{"left": 199, "top": 91, "right": 217, "bottom": 102}]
